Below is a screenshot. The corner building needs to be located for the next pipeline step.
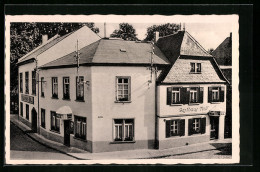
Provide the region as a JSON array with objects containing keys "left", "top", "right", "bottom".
[{"left": 17, "top": 26, "right": 229, "bottom": 153}]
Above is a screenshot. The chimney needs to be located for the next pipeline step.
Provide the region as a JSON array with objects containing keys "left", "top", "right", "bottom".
[
  {"left": 154, "top": 31, "right": 159, "bottom": 42},
  {"left": 42, "top": 35, "right": 48, "bottom": 44},
  {"left": 104, "top": 22, "right": 106, "bottom": 38}
]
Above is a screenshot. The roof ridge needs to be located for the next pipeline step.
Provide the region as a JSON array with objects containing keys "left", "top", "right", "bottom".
[{"left": 185, "top": 31, "right": 212, "bottom": 57}]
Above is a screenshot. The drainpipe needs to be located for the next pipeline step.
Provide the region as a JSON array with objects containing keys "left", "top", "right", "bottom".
[
  {"left": 154, "top": 66, "right": 158, "bottom": 149},
  {"left": 35, "top": 57, "right": 40, "bottom": 134}
]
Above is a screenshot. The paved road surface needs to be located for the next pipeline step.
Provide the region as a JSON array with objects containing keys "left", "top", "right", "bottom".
[{"left": 10, "top": 123, "right": 76, "bottom": 160}]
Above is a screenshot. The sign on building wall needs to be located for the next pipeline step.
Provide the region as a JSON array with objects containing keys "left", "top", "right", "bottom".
[{"left": 21, "top": 94, "right": 34, "bottom": 104}]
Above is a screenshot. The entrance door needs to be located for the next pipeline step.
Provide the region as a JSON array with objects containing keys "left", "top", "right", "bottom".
[
  {"left": 31, "top": 108, "right": 37, "bottom": 133},
  {"left": 210, "top": 116, "right": 219, "bottom": 139},
  {"left": 64, "top": 120, "right": 70, "bottom": 146}
]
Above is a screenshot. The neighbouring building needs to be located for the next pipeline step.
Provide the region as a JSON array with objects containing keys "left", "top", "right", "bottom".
[
  {"left": 17, "top": 26, "right": 229, "bottom": 153},
  {"left": 212, "top": 33, "right": 232, "bottom": 138}
]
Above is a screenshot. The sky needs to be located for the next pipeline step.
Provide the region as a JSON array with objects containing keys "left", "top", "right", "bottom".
[{"left": 95, "top": 22, "right": 232, "bottom": 50}]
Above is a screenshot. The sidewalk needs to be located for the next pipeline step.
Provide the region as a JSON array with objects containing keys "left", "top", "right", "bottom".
[{"left": 11, "top": 114, "right": 231, "bottom": 160}]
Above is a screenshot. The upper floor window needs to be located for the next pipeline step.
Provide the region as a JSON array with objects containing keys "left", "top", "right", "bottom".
[
  {"left": 76, "top": 76, "right": 84, "bottom": 101},
  {"left": 41, "top": 108, "right": 46, "bottom": 128},
  {"left": 41, "top": 77, "right": 45, "bottom": 97},
  {"left": 25, "top": 72, "right": 29, "bottom": 94},
  {"left": 74, "top": 115, "right": 86, "bottom": 140},
  {"left": 190, "top": 87, "right": 199, "bottom": 103},
  {"left": 20, "top": 73, "right": 23, "bottom": 93},
  {"left": 20, "top": 102, "right": 23, "bottom": 116},
  {"left": 172, "top": 88, "right": 180, "bottom": 104},
  {"left": 190, "top": 62, "right": 201, "bottom": 73},
  {"left": 63, "top": 77, "right": 70, "bottom": 100},
  {"left": 26, "top": 104, "right": 29, "bottom": 120},
  {"left": 32, "top": 71, "right": 36, "bottom": 95},
  {"left": 166, "top": 119, "right": 185, "bottom": 137},
  {"left": 113, "top": 119, "right": 134, "bottom": 142},
  {"left": 52, "top": 77, "right": 58, "bottom": 98},
  {"left": 116, "top": 77, "right": 131, "bottom": 102},
  {"left": 208, "top": 86, "right": 225, "bottom": 102}
]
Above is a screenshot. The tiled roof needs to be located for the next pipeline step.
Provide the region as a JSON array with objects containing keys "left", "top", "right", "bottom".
[
  {"left": 40, "top": 39, "right": 170, "bottom": 68},
  {"left": 17, "top": 32, "right": 73, "bottom": 64},
  {"left": 212, "top": 35, "right": 232, "bottom": 66},
  {"left": 162, "top": 58, "right": 226, "bottom": 83}
]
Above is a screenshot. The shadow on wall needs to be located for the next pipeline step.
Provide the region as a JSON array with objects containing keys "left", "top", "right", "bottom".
[{"left": 210, "top": 143, "right": 232, "bottom": 155}]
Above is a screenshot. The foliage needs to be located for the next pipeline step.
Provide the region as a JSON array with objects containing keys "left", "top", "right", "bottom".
[
  {"left": 110, "top": 23, "right": 138, "bottom": 41},
  {"left": 144, "top": 23, "right": 181, "bottom": 41}
]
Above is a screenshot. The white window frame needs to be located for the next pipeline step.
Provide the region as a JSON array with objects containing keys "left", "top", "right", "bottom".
[
  {"left": 170, "top": 120, "right": 178, "bottom": 135},
  {"left": 116, "top": 77, "right": 131, "bottom": 102},
  {"left": 193, "top": 118, "right": 200, "bottom": 132},
  {"left": 74, "top": 115, "right": 87, "bottom": 140},
  {"left": 113, "top": 119, "right": 134, "bottom": 142},
  {"left": 171, "top": 88, "right": 180, "bottom": 104},
  {"left": 25, "top": 71, "right": 29, "bottom": 94},
  {"left": 190, "top": 62, "right": 202, "bottom": 73},
  {"left": 212, "top": 87, "right": 220, "bottom": 102},
  {"left": 76, "top": 76, "right": 84, "bottom": 100},
  {"left": 63, "top": 77, "right": 70, "bottom": 99},
  {"left": 190, "top": 87, "right": 198, "bottom": 103},
  {"left": 52, "top": 77, "right": 58, "bottom": 98}
]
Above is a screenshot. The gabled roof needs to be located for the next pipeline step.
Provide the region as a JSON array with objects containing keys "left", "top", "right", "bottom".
[
  {"left": 212, "top": 34, "right": 232, "bottom": 66},
  {"left": 40, "top": 39, "right": 170, "bottom": 69},
  {"left": 17, "top": 32, "right": 73, "bottom": 64}
]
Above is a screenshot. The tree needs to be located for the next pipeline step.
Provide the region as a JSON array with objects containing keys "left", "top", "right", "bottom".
[
  {"left": 144, "top": 23, "right": 181, "bottom": 41},
  {"left": 9, "top": 22, "right": 100, "bottom": 112},
  {"left": 110, "top": 23, "right": 138, "bottom": 41}
]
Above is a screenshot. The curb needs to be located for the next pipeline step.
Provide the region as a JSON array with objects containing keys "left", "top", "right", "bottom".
[{"left": 11, "top": 121, "right": 87, "bottom": 160}]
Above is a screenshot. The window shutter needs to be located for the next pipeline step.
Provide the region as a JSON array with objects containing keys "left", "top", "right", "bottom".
[
  {"left": 199, "top": 87, "right": 204, "bottom": 103},
  {"left": 208, "top": 87, "right": 212, "bottom": 103},
  {"left": 188, "top": 119, "right": 193, "bottom": 136},
  {"left": 200, "top": 117, "right": 206, "bottom": 134},
  {"left": 186, "top": 88, "right": 190, "bottom": 104},
  {"left": 220, "top": 86, "right": 225, "bottom": 102},
  {"left": 166, "top": 120, "right": 171, "bottom": 138},
  {"left": 180, "top": 87, "right": 186, "bottom": 104},
  {"left": 178, "top": 119, "right": 185, "bottom": 136},
  {"left": 167, "top": 87, "right": 172, "bottom": 105}
]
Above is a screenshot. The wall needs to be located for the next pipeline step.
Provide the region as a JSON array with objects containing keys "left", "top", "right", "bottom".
[
  {"left": 91, "top": 66, "right": 156, "bottom": 152},
  {"left": 38, "top": 66, "right": 93, "bottom": 143}
]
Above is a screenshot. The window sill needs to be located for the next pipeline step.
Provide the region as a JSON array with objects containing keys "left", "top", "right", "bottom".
[
  {"left": 189, "top": 72, "right": 201, "bottom": 74},
  {"left": 40, "top": 125, "right": 46, "bottom": 129},
  {"left": 50, "top": 129, "right": 60, "bottom": 134},
  {"left": 114, "top": 101, "right": 132, "bottom": 103},
  {"left": 51, "top": 97, "right": 59, "bottom": 99},
  {"left": 75, "top": 99, "right": 85, "bottom": 102},
  {"left": 170, "top": 104, "right": 183, "bottom": 106},
  {"left": 110, "top": 141, "right": 136, "bottom": 144},
  {"left": 189, "top": 103, "right": 200, "bottom": 106},
  {"left": 73, "top": 136, "right": 87, "bottom": 142},
  {"left": 167, "top": 135, "right": 183, "bottom": 138},
  {"left": 31, "top": 94, "right": 36, "bottom": 96},
  {"left": 189, "top": 133, "right": 205, "bottom": 136},
  {"left": 62, "top": 98, "right": 71, "bottom": 101},
  {"left": 210, "top": 102, "right": 221, "bottom": 104}
]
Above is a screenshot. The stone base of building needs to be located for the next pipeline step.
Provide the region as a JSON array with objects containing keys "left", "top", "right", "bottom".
[
  {"left": 92, "top": 140, "right": 155, "bottom": 153},
  {"left": 40, "top": 127, "right": 63, "bottom": 143},
  {"left": 19, "top": 116, "right": 31, "bottom": 129},
  {"left": 70, "top": 135, "right": 92, "bottom": 152},
  {"left": 158, "top": 134, "right": 210, "bottom": 150}
]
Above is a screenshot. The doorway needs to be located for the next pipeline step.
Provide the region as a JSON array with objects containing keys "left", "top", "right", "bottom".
[
  {"left": 31, "top": 108, "right": 37, "bottom": 133},
  {"left": 210, "top": 116, "right": 219, "bottom": 140},
  {"left": 64, "top": 120, "right": 71, "bottom": 146}
]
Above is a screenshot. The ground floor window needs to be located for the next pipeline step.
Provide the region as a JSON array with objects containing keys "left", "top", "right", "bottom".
[
  {"left": 188, "top": 117, "right": 206, "bottom": 135},
  {"left": 26, "top": 104, "right": 29, "bottom": 120},
  {"left": 50, "top": 111, "right": 60, "bottom": 132},
  {"left": 20, "top": 102, "right": 23, "bottom": 116},
  {"left": 41, "top": 108, "right": 46, "bottom": 128},
  {"left": 113, "top": 119, "right": 134, "bottom": 142},
  {"left": 166, "top": 119, "right": 185, "bottom": 137},
  {"left": 74, "top": 116, "right": 86, "bottom": 140}
]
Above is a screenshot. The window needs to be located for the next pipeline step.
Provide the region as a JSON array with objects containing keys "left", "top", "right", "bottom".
[
  {"left": 41, "top": 109, "right": 45, "bottom": 128},
  {"left": 20, "top": 73, "right": 23, "bottom": 93},
  {"left": 116, "top": 77, "right": 130, "bottom": 102},
  {"left": 113, "top": 119, "right": 134, "bottom": 142},
  {"left": 32, "top": 71, "right": 36, "bottom": 95},
  {"left": 208, "top": 86, "right": 225, "bottom": 102},
  {"left": 188, "top": 118, "right": 206, "bottom": 135},
  {"left": 190, "top": 87, "right": 199, "bottom": 103},
  {"left": 172, "top": 88, "right": 180, "bottom": 104},
  {"left": 50, "top": 111, "right": 60, "bottom": 132},
  {"left": 41, "top": 77, "right": 44, "bottom": 97},
  {"left": 63, "top": 77, "right": 70, "bottom": 100},
  {"left": 20, "top": 102, "right": 23, "bottom": 116},
  {"left": 74, "top": 116, "right": 86, "bottom": 140},
  {"left": 166, "top": 119, "right": 185, "bottom": 137},
  {"left": 190, "top": 62, "right": 201, "bottom": 73},
  {"left": 25, "top": 72, "right": 29, "bottom": 94},
  {"left": 76, "top": 76, "right": 84, "bottom": 101},
  {"left": 26, "top": 104, "right": 29, "bottom": 120},
  {"left": 52, "top": 77, "right": 58, "bottom": 98}
]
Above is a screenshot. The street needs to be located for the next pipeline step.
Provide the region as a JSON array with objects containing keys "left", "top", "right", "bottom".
[{"left": 10, "top": 122, "right": 77, "bottom": 160}]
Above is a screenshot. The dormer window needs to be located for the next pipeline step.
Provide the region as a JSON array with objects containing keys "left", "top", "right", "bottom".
[{"left": 190, "top": 62, "right": 201, "bottom": 73}]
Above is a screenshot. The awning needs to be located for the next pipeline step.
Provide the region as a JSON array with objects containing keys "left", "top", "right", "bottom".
[{"left": 56, "top": 106, "right": 72, "bottom": 120}]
